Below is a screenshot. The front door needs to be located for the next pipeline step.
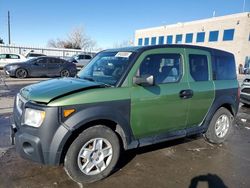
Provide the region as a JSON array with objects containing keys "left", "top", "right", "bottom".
[
  {"left": 130, "top": 48, "right": 190, "bottom": 139},
  {"left": 30, "top": 58, "right": 48, "bottom": 77}
]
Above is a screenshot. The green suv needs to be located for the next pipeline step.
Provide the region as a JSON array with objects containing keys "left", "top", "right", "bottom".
[{"left": 11, "top": 45, "right": 239, "bottom": 183}]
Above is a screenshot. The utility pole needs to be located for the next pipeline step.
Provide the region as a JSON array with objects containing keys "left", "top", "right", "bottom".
[
  {"left": 243, "top": 0, "right": 246, "bottom": 12},
  {"left": 8, "top": 11, "right": 11, "bottom": 45}
]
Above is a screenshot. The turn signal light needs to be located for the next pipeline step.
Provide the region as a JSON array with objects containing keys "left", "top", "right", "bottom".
[{"left": 63, "top": 109, "right": 75, "bottom": 118}]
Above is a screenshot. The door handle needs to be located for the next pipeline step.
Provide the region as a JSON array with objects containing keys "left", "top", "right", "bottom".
[{"left": 179, "top": 89, "right": 193, "bottom": 99}]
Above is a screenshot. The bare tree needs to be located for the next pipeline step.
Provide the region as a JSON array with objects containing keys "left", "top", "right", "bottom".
[{"left": 47, "top": 27, "right": 96, "bottom": 51}]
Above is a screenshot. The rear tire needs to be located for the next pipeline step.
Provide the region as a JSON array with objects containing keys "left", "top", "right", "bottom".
[
  {"left": 64, "top": 125, "right": 120, "bottom": 183},
  {"left": 205, "top": 107, "right": 233, "bottom": 144},
  {"left": 15, "top": 68, "right": 28, "bottom": 78},
  {"left": 60, "top": 69, "right": 70, "bottom": 77}
]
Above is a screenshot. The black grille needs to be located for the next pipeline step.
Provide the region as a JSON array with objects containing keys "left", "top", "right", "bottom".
[{"left": 242, "top": 88, "right": 250, "bottom": 94}]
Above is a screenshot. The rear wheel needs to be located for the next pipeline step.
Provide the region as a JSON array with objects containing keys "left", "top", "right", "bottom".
[
  {"left": 60, "top": 69, "right": 70, "bottom": 77},
  {"left": 64, "top": 125, "right": 120, "bottom": 183},
  {"left": 205, "top": 107, "right": 233, "bottom": 144},
  {"left": 15, "top": 68, "right": 28, "bottom": 78}
]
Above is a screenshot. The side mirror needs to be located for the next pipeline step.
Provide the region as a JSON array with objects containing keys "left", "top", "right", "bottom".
[{"left": 133, "top": 75, "right": 154, "bottom": 86}]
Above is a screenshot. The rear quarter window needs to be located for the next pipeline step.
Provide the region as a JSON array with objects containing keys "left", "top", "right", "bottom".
[
  {"left": 189, "top": 54, "right": 209, "bottom": 81},
  {"left": 212, "top": 55, "right": 236, "bottom": 80}
]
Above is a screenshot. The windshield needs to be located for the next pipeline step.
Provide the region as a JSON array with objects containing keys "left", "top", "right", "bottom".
[
  {"left": 26, "top": 57, "right": 39, "bottom": 63},
  {"left": 77, "top": 51, "right": 134, "bottom": 86}
]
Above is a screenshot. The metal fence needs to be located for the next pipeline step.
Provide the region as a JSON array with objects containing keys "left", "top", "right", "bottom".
[{"left": 0, "top": 44, "right": 97, "bottom": 57}]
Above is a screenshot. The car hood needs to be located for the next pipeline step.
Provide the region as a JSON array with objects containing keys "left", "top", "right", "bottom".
[{"left": 20, "top": 78, "right": 104, "bottom": 104}]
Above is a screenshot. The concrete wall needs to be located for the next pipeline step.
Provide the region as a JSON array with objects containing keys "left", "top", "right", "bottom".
[{"left": 135, "top": 12, "right": 250, "bottom": 68}]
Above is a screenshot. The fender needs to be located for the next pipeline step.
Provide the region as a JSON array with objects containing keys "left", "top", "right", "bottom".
[
  {"left": 186, "top": 88, "right": 239, "bottom": 136},
  {"left": 47, "top": 100, "right": 138, "bottom": 164}
]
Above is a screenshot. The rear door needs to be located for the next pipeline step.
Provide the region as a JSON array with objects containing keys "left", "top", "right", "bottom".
[
  {"left": 47, "top": 58, "right": 61, "bottom": 76},
  {"left": 130, "top": 48, "right": 190, "bottom": 139},
  {"left": 185, "top": 49, "right": 215, "bottom": 128}
]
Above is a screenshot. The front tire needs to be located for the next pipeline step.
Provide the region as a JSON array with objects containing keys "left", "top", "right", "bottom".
[
  {"left": 64, "top": 125, "right": 120, "bottom": 183},
  {"left": 15, "top": 68, "right": 28, "bottom": 78},
  {"left": 205, "top": 107, "right": 233, "bottom": 144}
]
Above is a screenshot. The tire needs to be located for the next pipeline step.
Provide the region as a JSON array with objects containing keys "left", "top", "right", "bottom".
[
  {"left": 64, "top": 125, "right": 120, "bottom": 183},
  {"left": 204, "top": 107, "right": 233, "bottom": 144},
  {"left": 15, "top": 68, "right": 28, "bottom": 78},
  {"left": 60, "top": 69, "right": 70, "bottom": 77}
]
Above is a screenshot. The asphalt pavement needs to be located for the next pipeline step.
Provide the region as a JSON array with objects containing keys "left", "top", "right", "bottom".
[{"left": 0, "top": 74, "right": 250, "bottom": 188}]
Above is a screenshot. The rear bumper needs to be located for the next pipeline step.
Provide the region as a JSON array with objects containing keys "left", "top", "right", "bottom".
[{"left": 240, "top": 93, "right": 250, "bottom": 105}]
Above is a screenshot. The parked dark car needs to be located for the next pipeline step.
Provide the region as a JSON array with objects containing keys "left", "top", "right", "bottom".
[{"left": 4, "top": 56, "right": 77, "bottom": 78}]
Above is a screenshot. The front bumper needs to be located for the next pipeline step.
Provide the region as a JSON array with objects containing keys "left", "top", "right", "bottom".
[
  {"left": 3, "top": 67, "right": 16, "bottom": 76},
  {"left": 12, "top": 94, "right": 71, "bottom": 165}
]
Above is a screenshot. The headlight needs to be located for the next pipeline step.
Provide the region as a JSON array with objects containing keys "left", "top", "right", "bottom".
[
  {"left": 24, "top": 108, "right": 45, "bottom": 127},
  {"left": 8, "top": 65, "right": 19, "bottom": 70}
]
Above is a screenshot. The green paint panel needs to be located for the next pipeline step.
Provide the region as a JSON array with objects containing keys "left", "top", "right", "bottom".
[
  {"left": 129, "top": 48, "right": 190, "bottom": 138},
  {"left": 48, "top": 87, "right": 130, "bottom": 106},
  {"left": 185, "top": 49, "right": 215, "bottom": 127}
]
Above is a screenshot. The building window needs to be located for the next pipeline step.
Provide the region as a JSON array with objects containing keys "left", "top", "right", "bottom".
[
  {"left": 209, "top": 31, "right": 219, "bottom": 42},
  {"left": 138, "top": 38, "right": 143, "bottom": 46},
  {"left": 223, "top": 29, "right": 235, "bottom": 41},
  {"left": 144, "top": 37, "right": 149, "bottom": 46},
  {"left": 175, "top": 34, "right": 182, "bottom": 44},
  {"left": 167, "top": 35, "right": 173, "bottom": 44},
  {"left": 158, "top": 36, "right": 164, "bottom": 45},
  {"left": 185, "top": 33, "right": 193, "bottom": 43},
  {"left": 196, "top": 32, "right": 205, "bottom": 43},
  {"left": 151, "top": 37, "right": 156, "bottom": 45},
  {"left": 248, "top": 33, "right": 250, "bottom": 41}
]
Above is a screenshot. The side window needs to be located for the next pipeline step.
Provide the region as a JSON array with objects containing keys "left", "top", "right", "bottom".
[
  {"left": 139, "top": 53, "right": 182, "bottom": 84},
  {"left": 9, "top": 54, "right": 20, "bottom": 59},
  {"left": 85, "top": 55, "right": 92, "bottom": 60},
  {"left": 189, "top": 54, "right": 209, "bottom": 81},
  {"left": 212, "top": 55, "right": 236, "bottom": 80},
  {"left": 0, "top": 54, "right": 7, "bottom": 59},
  {"left": 36, "top": 58, "right": 46, "bottom": 64}
]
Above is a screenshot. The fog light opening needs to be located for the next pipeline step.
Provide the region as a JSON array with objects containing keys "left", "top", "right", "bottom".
[{"left": 23, "top": 142, "right": 34, "bottom": 155}]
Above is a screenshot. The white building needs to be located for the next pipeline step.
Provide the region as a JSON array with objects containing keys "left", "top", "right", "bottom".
[{"left": 134, "top": 12, "right": 250, "bottom": 68}]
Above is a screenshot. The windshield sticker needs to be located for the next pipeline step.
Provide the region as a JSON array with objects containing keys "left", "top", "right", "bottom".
[{"left": 115, "top": 52, "right": 132, "bottom": 58}]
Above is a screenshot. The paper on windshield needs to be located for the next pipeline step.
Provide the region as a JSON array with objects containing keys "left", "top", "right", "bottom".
[{"left": 115, "top": 52, "right": 132, "bottom": 58}]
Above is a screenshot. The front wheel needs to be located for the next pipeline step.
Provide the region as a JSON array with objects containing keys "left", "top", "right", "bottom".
[
  {"left": 15, "top": 68, "right": 28, "bottom": 78},
  {"left": 204, "top": 107, "right": 233, "bottom": 144},
  {"left": 64, "top": 125, "right": 120, "bottom": 183}
]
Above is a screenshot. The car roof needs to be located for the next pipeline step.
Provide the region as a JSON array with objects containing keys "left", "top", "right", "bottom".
[{"left": 103, "top": 44, "right": 234, "bottom": 56}]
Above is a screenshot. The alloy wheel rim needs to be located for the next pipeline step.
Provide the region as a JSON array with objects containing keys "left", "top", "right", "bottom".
[
  {"left": 17, "top": 69, "right": 26, "bottom": 78},
  {"left": 77, "top": 138, "right": 113, "bottom": 176},
  {"left": 215, "top": 114, "right": 230, "bottom": 138},
  {"left": 61, "top": 70, "right": 69, "bottom": 77}
]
